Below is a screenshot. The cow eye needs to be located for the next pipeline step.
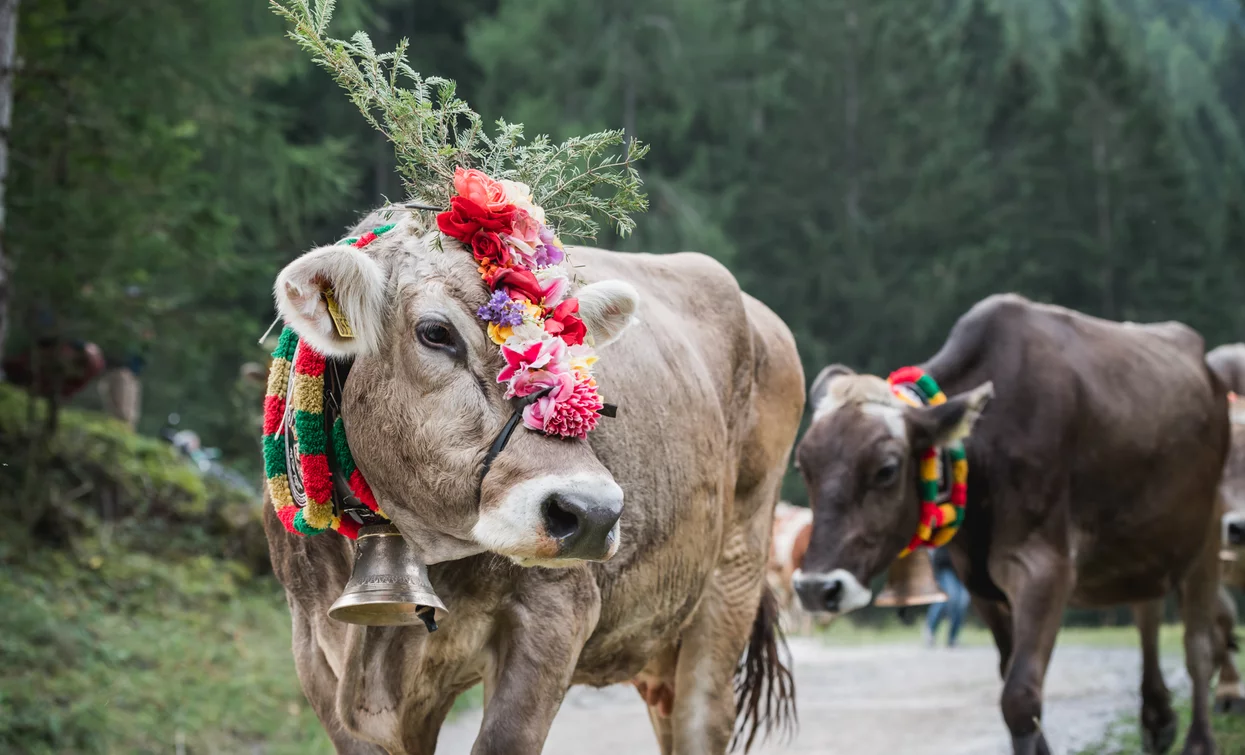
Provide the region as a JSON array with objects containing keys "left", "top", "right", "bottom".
[
  {"left": 873, "top": 459, "right": 900, "bottom": 488},
  {"left": 416, "top": 320, "right": 454, "bottom": 351}
]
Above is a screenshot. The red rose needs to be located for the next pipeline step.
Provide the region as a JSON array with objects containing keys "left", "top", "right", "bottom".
[
  {"left": 491, "top": 267, "right": 546, "bottom": 304},
  {"left": 436, "top": 196, "right": 518, "bottom": 243},
  {"left": 544, "top": 298, "right": 587, "bottom": 346},
  {"left": 471, "top": 231, "right": 510, "bottom": 267}
]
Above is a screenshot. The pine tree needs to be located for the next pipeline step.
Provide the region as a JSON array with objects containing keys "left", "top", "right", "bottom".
[
  {"left": 7, "top": 0, "right": 359, "bottom": 462},
  {"left": 1042, "top": 0, "right": 1199, "bottom": 323}
]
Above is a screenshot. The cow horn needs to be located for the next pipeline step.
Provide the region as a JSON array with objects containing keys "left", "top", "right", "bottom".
[
  {"left": 328, "top": 524, "right": 447, "bottom": 631},
  {"left": 872, "top": 549, "right": 948, "bottom": 608}
]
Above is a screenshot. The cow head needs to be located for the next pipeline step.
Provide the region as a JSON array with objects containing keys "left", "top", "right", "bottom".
[
  {"left": 792, "top": 365, "right": 992, "bottom": 616},
  {"left": 274, "top": 211, "right": 638, "bottom": 566}
]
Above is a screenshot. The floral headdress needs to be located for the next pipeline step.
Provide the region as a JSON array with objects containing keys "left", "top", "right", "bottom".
[
  {"left": 272, "top": 1, "right": 647, "bottom": 443},
  {"left": 436, "top": 168, "right": 604, "bottom": 439}
]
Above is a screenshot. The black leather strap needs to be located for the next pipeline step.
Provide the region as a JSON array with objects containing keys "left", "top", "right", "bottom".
[{"left": 480, "top": 385, "right": 554, "bottom": 479}]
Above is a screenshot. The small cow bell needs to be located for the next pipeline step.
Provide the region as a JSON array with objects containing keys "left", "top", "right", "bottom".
[
  {"left": 873, "top": 549, "right": 948, "bottom": 608},
  {"left": 329, "top": 524, "right": 447, "bottom": 631}
]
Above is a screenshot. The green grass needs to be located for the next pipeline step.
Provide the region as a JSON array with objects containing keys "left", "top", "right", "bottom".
[
  {"left": 0, "top": 544, "right": 334, "bottom": 755},
  {"left": 1076, "top": 705, "right": 1245, "bottom": 754},
  {"left": 0, "top": 539, "right": 486, "bottom": 755}
]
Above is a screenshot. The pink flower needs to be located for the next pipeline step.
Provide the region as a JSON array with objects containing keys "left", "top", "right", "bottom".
[
  {"left": 523, "top": 377, "right": 604, "bottom": 439},
  {"left": 453, "top": 167, "right": 510, "bottom": 212},
  {"left": 511, "top": 209, "right": 543, "bottom": 246},
  {"left": 498, "top": 337, "right": 568, "bottom": 397},
  {"left": 510, "top": 367, "right": 574, "bottom": 401}
]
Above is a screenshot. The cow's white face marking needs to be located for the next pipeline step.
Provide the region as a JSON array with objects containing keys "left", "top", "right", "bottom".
[
  {"left": 862, "top": 402, "right": 907, "bottom": 440},
  {"left": 792, "top": 568, "right": 873, "bottom": 616},
  {"left": 473, "top": 473, "right": 623, "bottom": 564}
]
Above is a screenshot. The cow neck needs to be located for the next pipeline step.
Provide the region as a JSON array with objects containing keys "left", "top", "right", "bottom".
[{"left": 885, "top": 366, "right": 969, "bottom": 557}]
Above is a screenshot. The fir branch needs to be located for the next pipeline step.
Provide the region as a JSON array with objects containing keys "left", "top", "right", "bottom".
[{"left": 270, "top": 0, "right": 647, "bottom": 239}]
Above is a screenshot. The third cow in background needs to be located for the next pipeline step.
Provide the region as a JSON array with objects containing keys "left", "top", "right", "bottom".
[{"left": 1209, "top": 342, "right": 1245, "bottom": 713}]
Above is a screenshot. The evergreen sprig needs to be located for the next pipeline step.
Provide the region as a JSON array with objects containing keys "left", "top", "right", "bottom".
[{"left": 270, "top": 0, "right": 649, "bottom": 240}]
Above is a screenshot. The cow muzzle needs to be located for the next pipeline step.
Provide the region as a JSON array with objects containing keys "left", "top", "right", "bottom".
[
  {"left": 793, "top": 568, "right": 873, "bottom": 616},
  {"left": 328, "top": 524, "right": 447, "bottom": 631},
  {"left": 474, "top": 474, "right": 624, "bottom": 564}
]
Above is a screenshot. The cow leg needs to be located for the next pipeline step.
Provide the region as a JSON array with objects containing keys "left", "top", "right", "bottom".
[
  {"left": 991, "top": 544, "right": 1072, "bottom": 755},
  {"left": 1213, "top": 584, "right": 1245, "bottom": 714},
  {"left": 471, "top": 572, "right": 601, "bottom": 755},
  {"left": 1134, "top": 599, "right": 1178, "bottom": 754},
  {"left": 671, "top": 527, "right": 765, "bottom": 754},
  {"left": 289, "top": 613, "right": 386, "bottom": 755},
  {"left": 972, "top": 595, "right": 1013, "bottom": 679},
  {"left": 1177, "top": 522, "right": 1221, "bottom": 755}
]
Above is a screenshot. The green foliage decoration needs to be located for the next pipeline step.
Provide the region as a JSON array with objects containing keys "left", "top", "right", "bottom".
[{"left": 270, "top": 0, "right": 650, "bottom": 240}]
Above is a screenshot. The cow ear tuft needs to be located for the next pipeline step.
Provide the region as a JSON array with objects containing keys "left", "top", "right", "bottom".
[{"left": 274, "top": 246, "right": 388, "bottom": 358}]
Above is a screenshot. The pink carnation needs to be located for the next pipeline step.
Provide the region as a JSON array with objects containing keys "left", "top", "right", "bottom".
[{"left": 523, "top": 378, "right": 604, "bottom": 439}]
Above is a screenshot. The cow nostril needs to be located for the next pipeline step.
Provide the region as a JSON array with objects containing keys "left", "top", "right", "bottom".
[
  {"left": 823, "top": 581, "right": 843, "bottom": 610},
  {"left": 543, "top": 495, "right": 581, "bottom": 541},
  {"left": 1230, "top": 522, "right": 1245, "bottom": 545}
]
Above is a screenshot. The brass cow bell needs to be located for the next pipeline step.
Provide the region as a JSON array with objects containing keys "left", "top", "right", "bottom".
[
  {"left": 873, "top": 549, "right": 948, "bottom": 608},
  {"left": 329, "top": 524, "right": 447, "bottom": 631}
]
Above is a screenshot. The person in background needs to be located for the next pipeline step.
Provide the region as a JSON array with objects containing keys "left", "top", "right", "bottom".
[{"left": 924, "top": 546, "right": 971, "bottom": 648}]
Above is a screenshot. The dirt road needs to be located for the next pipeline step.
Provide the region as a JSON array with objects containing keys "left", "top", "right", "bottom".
[{"left": 436, "top": 635, "right": 1187, "bottom": 754}]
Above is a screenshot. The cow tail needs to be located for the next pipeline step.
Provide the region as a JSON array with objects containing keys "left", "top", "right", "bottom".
[{"left": 731, "top": 585, "right": 797, "bottom": 752}]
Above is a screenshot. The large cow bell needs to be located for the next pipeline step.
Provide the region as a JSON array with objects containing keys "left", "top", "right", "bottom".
[
  {"left": 873, "top": 549, "right": 948, "bottom": 608},
  {"left": 329, "top": 524, "right": 447, "bottom": 631}
]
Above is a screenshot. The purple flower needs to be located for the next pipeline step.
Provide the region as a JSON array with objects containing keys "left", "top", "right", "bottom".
[
  {"left": 477, "top": 290, "right": 526, "bottom": 326},
  {"left": 534, "top": 225, "right": 566, "bottom": 267}
]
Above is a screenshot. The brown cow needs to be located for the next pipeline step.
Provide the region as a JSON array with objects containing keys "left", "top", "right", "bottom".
[
  {"left": 793, "top": 294, "right": 1228, "bottom": 755},
  {"left": 264, "top": 209, "right": 804, "bottom": 754},
  {"left": 1209, "top": 343, "right": 1245, "bottom": 712}
]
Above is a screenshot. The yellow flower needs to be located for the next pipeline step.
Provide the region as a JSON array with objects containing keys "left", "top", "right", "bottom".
[
  {"left": 488, "top": 322, "right": 513, "bottom": 345},
  {"left": 522, "top": 301, "right": 545, "bottom": 323}
]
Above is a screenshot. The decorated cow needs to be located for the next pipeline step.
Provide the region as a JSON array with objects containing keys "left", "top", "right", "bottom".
[{"left": 260, "top": 6, "right": 803, "bottom": 753}]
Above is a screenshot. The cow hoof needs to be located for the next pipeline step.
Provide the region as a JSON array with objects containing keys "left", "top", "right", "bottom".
[
  {"left": 1214, "top": 694, "right": 1245, "bottom": 715},
  {"left": 1141, "top": 718, "right": 1178, "bottom": 754}
]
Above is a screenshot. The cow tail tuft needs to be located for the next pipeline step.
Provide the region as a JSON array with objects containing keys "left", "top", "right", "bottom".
[{"left": 731, "top": 585, "right": 797, "bottom": 752}]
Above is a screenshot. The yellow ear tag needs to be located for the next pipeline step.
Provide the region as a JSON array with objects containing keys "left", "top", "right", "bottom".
[{"left": 323, "top": 290, "right": 355, "bottom": 339}]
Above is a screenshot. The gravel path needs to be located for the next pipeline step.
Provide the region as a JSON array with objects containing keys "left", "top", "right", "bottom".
[{"left": 436, "top": 635, "right": 1187, "bottom": 755}]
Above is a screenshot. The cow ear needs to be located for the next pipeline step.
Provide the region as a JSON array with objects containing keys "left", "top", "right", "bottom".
[
  {"left": 577, "top": 280, "right": 639, "bottom": 348},
  {"left": 274, "top": 246, "right": 388, "bottom": 358},
  {"left": 906, "top": 382, "right": 993, "bottom": 450},
  {"left": 809, "top": 364, "right": 855, "bottom": 418}
]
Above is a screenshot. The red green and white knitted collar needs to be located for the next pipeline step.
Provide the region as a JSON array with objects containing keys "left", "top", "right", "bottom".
[
  {"left": 263, "top": 226, "right": 392, "bottom": 539},
  {"left": 886, "top": 366, "right": 968, "bottom": 556}
]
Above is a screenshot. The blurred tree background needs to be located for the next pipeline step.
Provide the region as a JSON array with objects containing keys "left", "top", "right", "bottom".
[
  {"left": 6, "top": 0, "right": 1245, "bottom": 481},
  {"left": 2, "top": 0, "right": 1245, "bottom": 751}
]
